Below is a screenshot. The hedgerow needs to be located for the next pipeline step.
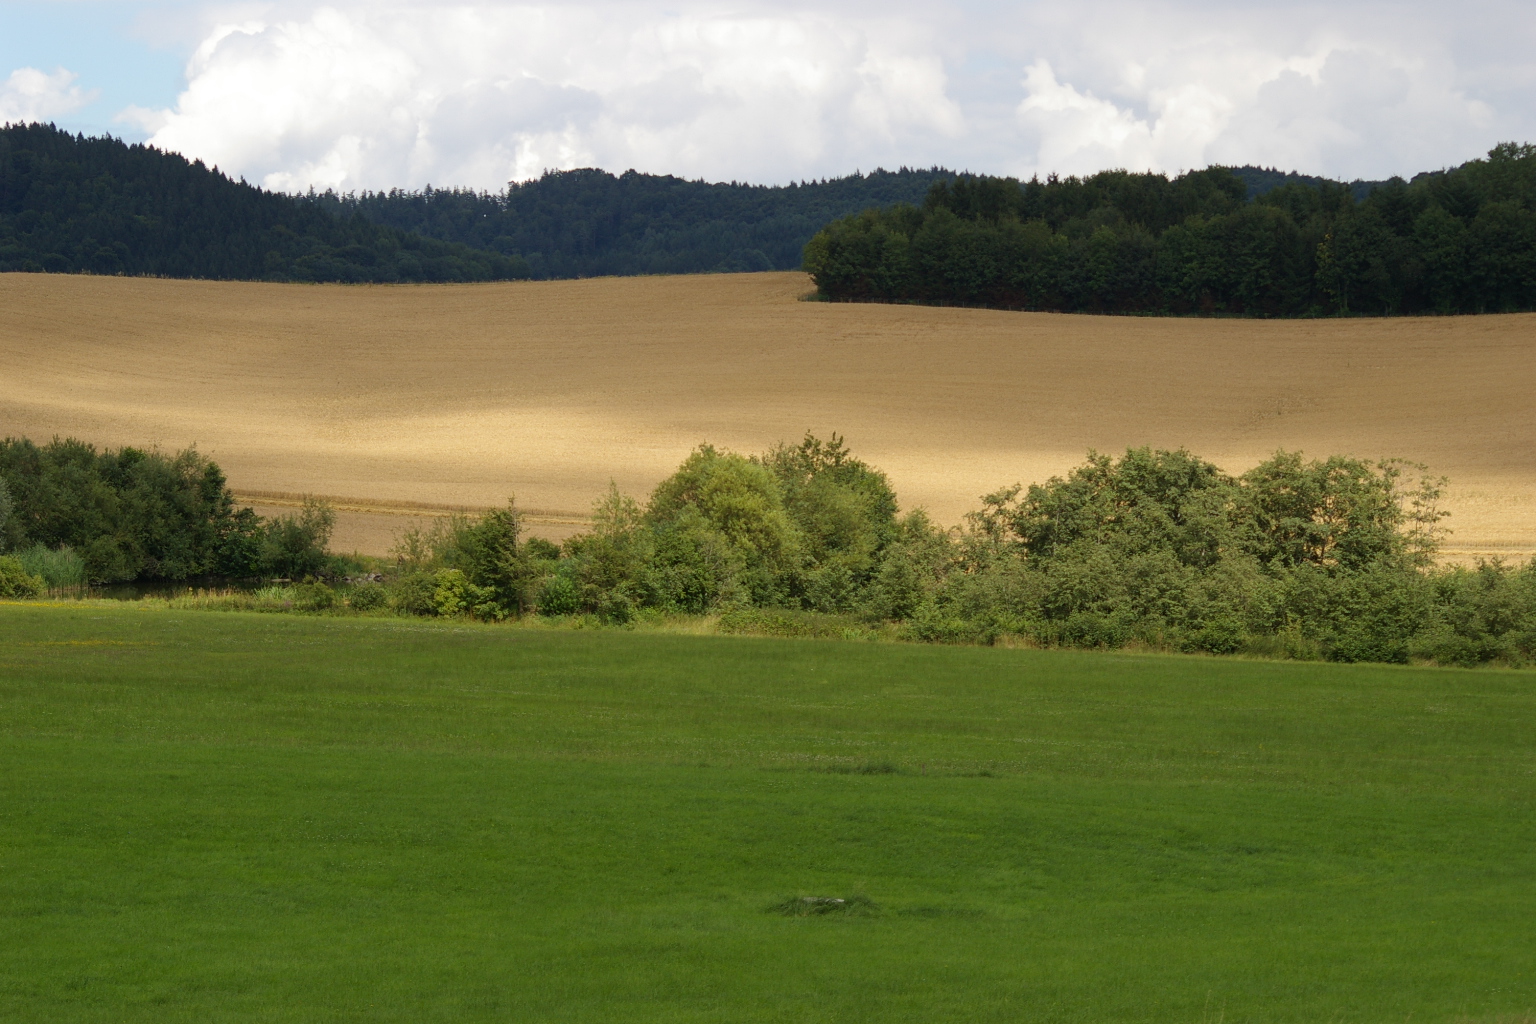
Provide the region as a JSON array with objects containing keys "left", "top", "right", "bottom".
[
  {"left": 380, "top": 435, "right": 1536, "bottom": 668},
  {"left": 0, "top": 436, "right": 331, "bottom": 584}
]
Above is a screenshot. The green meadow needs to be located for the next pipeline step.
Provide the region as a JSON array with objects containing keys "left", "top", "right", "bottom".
[{"left": 1, "top": 603, "right": 1533, "bottom": 1023}]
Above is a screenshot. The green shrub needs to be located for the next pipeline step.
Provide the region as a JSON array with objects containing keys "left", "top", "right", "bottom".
[
  {"left": 764, "top": 433, "right": 898, "bottom": 604},
  {"left": 348, "top": 582, "right": 387, "bottom": 611},
  {"left": 646, "top": 446, "right": 801, "bottom": 607},
  {"left": 1240, "top": 625, "right": 1324, "bottom": 662},
  {"left": 290, "top": 581, "right": 337, "bottom": 612},
  {"left": 538, "top": 574, "right": 582, "bottom": 616},
  {"left": 1503, "top": 626, "right": 1536, "bottom": 666},
  {"left": 643, "top": 512, "right": 738, "bottom": 612},
  {"left": 390, "top": 572, "right": 440, "bottom": 616},
  {"left": 259, "top": 500, "right": 335, "bottom": 579},
  {"left": 0, "top": 555, "right": 44, "bottom": 598},
  {"left": 431, "top": 569, "right": 474, "bottom": 615},
  {"left": 900, "top": 604, "right": 990, "bottom": 645},
  {"left": 1181, "top": 615, "right": 1248, "bottom": 655},
  {"left": 390, "top": 502, "right": 534, "bottom": 616},
  {"left": 1407, "top": 624, "right": 1498, "bottom": 668},
  {"left": 429, "top": 568, "right": 502, "bottom": 619},
  {"left": 0, "top": 437, "right": 267, "bottom": 582},
  {"left": 596, "top": 590, "right": 636, "bottom": 625},
  {"left": 1052, "top": 611, "right": 1133, "bottom": 650},
  {"left": 861, "top": 547, "right": 926, "bottom": 621},
  {"left": 524, "top": 537, "right": 561, "bottom": 560}
]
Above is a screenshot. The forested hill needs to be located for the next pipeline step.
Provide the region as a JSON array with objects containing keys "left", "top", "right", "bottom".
[
  {"left": 302, "top": 167, "right": 954, "bottom": 278},
  {"left": 806, "top": 144, "right": 1536, "bottom": 317},
  {"left": 0, "top": 123, "right": 528, "bottom": 282},
  {"left": 303, "top": 164, "right": 1394, "bottom": 279},
  {"left": 1229, "top": 166, "right": 1386, "bottom": 200},
  {"left": 3, "top": 118, "right": 1520, "bottom": 305}
]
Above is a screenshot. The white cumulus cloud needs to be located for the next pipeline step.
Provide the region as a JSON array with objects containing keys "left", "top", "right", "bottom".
[
  {"left": 139, "top": 4, "right": 966, "bottom": 192},
  {"left": 0, "top": 67, "right": 97, "bottom": 125},
  {"left": 119, "top": 0, "right": 1536, "bottom": 190}
]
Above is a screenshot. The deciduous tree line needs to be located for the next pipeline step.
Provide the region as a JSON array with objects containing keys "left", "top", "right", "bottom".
[
  {"left": 5, "top": 432, "right": 1535, "bottom": 666},
  {"left": 396, "top": 436, "right": 1536, "bottom": 667},
  {"left": 0, "top": 437, "right": 332, "bottom": 586}
]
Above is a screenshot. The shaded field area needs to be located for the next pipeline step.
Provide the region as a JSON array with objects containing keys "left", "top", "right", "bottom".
[
  {"left": 1, "top": 603, "right": 1534, "bottom": 1022},
  {"left": 2, "top": 271, "right": 1534, "bottom": 558}
]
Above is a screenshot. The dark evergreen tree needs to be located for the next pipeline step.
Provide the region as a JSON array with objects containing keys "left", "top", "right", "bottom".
[
  {"left": 805, "top": 144, "right": 1536, "bottom": 317},
  {"left": 302, "top": 166, "right": 954, "bottom": 278},
  {"left": 0, "top": 123, "right": 529, "bottom": 282}
]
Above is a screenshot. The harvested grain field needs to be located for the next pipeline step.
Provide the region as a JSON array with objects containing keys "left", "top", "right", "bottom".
[{"left": 2, "top": 270, "right": 1534, "bottom": 560}]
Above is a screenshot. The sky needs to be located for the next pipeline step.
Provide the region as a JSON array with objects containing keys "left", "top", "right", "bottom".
[{"left": 4, "top": 0, "right": 1535, "bottom": 193}]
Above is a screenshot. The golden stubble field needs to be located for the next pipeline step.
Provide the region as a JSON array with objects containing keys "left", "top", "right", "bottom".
[{"left": 3, "top": 270, "right": 1534, "bottom": 560}]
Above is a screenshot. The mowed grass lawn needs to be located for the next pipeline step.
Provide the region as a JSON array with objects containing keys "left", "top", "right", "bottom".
[{"left": 1, "top": 605, "right": 1533, "bottom": 1023}]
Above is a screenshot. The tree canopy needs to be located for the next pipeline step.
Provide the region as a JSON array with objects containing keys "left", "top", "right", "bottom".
[
  {"left": 0, "top": 437, "right": 331, "bottom": 582},
  {"left": 302, "top": 166, "right": 955, "bottom": 278},
  {"left": 0, "top": 123, "right": 529, "bottom": 282},
  {"left": 804, "top": 144, "right": 1536, "bottom": 316}
]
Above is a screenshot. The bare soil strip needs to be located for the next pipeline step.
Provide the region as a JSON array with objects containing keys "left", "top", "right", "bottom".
[{"left": 3, "top": 271, "right": 1533, "bottom": 559}]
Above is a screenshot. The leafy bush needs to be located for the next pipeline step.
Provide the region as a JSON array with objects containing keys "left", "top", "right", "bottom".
[
  {"left": 328, "top": 433, "right": 1536, "bottom": 664},
  {"left": 290, "top": 582, "right": 337, "bottom": 613},
  {"left": 0, "top": 436, "right": 329, "bottom": 583},
  {"left": 861, "top": 546, "right": 927, "bottom": 621},
  {"left": 348, "top": 582, "right": 388, "bottom": 611},
  {"left": 595, "top": 590, "right": 636, "bottom": 625},
  {"left": 364, "top": 435, "right": 1529, "bottom": 669},
  {"left": 0, "top": 555, "right": 44, "bottom": 598},
  {"left": 537, "top": 574, "right": 582, "bottom": 616},
  {"left": 390, "top": 502, "right": 536, "bottom": 619},
  {"left": 390, "top": 572, "right": 440, "bottom": 616},
  {"left": 259, "top": 500, "right": 336, "bottom": 579},
  {"left": 430, "top": 568, "right": 504, "bottom": 619},
  {"left": 524, "top": 537, "right": 562, "bottom": 561},
  {"left": 645, "top": 445, "right": 802, "bottom": 607},
  {"left": 763, "top": 433, "right": 899, "bottom": 603}
]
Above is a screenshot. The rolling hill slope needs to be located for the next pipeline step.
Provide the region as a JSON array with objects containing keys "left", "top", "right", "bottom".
[{"left": 1, "top": 270, "right": 1532, "bottom": 559}]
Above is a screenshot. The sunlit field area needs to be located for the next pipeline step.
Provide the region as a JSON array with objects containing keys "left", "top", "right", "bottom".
[
  {"left": 2, "top": 602, "right": 1533, "bottom": 1023},
  {"left": 2, "top": 271, "right": 1534, "bottom": 560}
]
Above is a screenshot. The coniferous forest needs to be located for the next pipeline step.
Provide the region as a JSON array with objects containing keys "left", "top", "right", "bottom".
[
  {"left": 301, "top": 166, "right": 955, "bottom": 277},
  {"left": 804, "top": 144, "right": 1536, "bottom": 316},
  {"left": 5, "top": 120, "right": 1536, "bottom": 317},
  {"left": 0, "top": 123, "right": 530, "bottom": 282}
]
